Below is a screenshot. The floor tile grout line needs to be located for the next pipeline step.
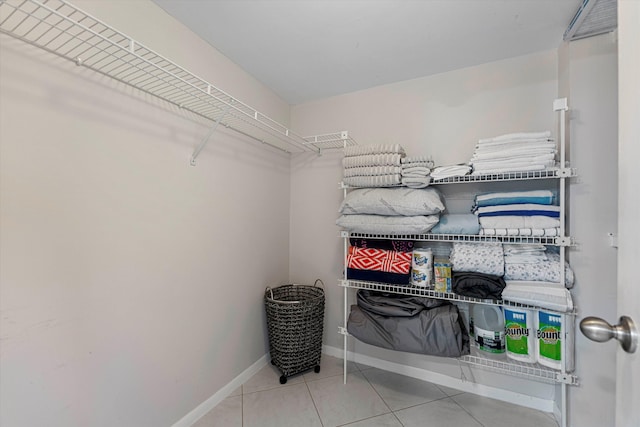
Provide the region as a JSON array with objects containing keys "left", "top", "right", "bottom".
[
  {"left": 388, "top": 394, "right": 457, "bottom": 414},
  {"left": 304, "top": 379, "right": 325, "bottom": 427},
  {"left": 360, "top": 368, "right": 395, "bottom": 415},
  {"left": 242, "top": 380, "right": 305, "bottom": 396},
  {"left": 390, "top": 410, "right": 406, "bottom": 427},
  {"left": 449, "top": 396, "right": 487, "bottom": 427},
  {"left": 334, "top": 411, "right": 396, "bottom": 427}
]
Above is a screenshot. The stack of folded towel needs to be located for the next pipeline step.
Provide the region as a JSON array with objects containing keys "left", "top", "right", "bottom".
[
  {"left": 342, "top": 144, "right": 405, "bottom": 187},
  {"left": 473, "top": 190, "right": 560, "bottom": 236},
  {"left": 430, "top": 164, "right": 471, "bottom": 181},
  {"left": 400, "top": 156, "right": 433, "bottom": 188},
  {"left": 470, "top": 131, "right": 557, "bottom": 175}
]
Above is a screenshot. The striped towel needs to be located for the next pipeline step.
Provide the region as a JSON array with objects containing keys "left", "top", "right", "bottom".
[{"left": 344, "top": 144, "right": 405, "bottom": 157}]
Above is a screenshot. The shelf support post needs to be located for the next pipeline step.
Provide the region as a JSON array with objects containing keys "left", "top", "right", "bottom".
[{"left": 190, "top": 103, "right": 232, "bottom": 166}]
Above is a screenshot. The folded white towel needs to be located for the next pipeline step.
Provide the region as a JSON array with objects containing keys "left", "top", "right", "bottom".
[
  {"left": 342, "top": 154, "right": 403, "bottom": 168},
  {"left": 401, "top": 166, "right": 431, "bottom": 176},
  {"left": 471, "top": 143, "right": 557, "bottom": 157},
  {"left": 344, "top": 144, "right": 405, "bottom": 157},
  {"left": 343, "top": 166, "right": 402, "bottom": 178},
  {"left": 401, "top": 156, "right": 435, "bottom": 169},
  {"left": 477, "top": 131, "right": 552, "bottom": 144},
  {"left": 401, "top": 176, "right": 432, "bottom": 188},
  {"left": 471, "top": 156, "right": 556, "bottom": 170},
  {"left": 401, "top": 156, "right": 432, "bottom": 164},
  {"left": 471, "top": 164, "right": 553, "bottom": 175},
  {"left": 431, "top": 164, "right": 471, "bottom": 180},
  {"left": 343, "top": 174, "right": 402, "bottom": 187}
]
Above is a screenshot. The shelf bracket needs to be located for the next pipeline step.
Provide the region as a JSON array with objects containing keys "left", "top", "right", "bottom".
[
  {"left": 553, "top": 98, "right": 569, "bottom": 112},
  {"left": 190, "top": 103, "right": 232, "bottom": 166},
  {"left": 557, "top": 167, "right": 574, "bottom": 178},
  {"left": 556, "top": 372, "right": 579, "bottom": 385},
  {"left": 554, "top": 236, "right": 574, "bottom": 247}
]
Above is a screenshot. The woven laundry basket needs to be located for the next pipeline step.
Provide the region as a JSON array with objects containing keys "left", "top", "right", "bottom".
[{"left": 264, "top": 280, "right": 325, "bottom": 384}]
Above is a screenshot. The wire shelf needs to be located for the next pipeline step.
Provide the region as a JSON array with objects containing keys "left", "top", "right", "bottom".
[
  {"left": 346, "top": 232, "right": 571, "bottom": 246},
  {"left": 340, "top": 168, "right": 576, "bottom": 189},
  {"left": 340, "top": 280, "right": 576, "bottom": 315},
  {"left": 0, "top": 0, "right": 346, "bottom": 155},
  {"left": 458, "top": 355, "right": 578, "bottom": 385},
  {"left": 303, "top": 131, "right": 357, "bottom": 151},
  {"left": 338, "top": 325, "right": 577, "bottom": 385},
  {"left": 432, "top": 168, "right": 577, "bottom": 184}
]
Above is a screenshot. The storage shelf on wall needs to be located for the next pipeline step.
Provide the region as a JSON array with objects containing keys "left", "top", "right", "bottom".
[
  {"left": 338, "top": 99, "right": 576, "bottom": 427},
  {"left": 345, "top": 231, "right": 572, "bottom": 246},
  {"left": 459, "top": 355, "right": 578, "bottom": 385},
  {"left": 340, "top": 279, "right": 576, "bottom": 316},
  {"left": 340, "top": 168, "right": 576, "bottom": 190},
  {"left": 0, "top": 0, "right": 353, "bottom": 156},
  {"left": 431, "top": 168, "right": 576, "bottom": 184}
]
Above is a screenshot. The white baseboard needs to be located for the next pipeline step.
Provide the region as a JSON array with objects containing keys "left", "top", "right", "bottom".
[
  {"left": 323, "top": 344, "right": 554, "bottom": 413},
  {"left": 171, "top": 353, "right": 269, "bottom": 427}
]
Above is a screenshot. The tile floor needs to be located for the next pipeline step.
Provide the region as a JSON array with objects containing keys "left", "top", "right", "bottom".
[{"left": 193, "top": 355, "right": 559, "bottom": 427}]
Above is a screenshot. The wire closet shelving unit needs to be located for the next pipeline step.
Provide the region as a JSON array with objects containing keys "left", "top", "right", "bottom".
[{"left": 0, "top": 0, "right": 357, "bottom": 162}]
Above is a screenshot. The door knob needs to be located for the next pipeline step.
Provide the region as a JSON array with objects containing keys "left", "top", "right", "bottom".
[{"left": 579, "top": 315, "right": 638, "bottom": 354}]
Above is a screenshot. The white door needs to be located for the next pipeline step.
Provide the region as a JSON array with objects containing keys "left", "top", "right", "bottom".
[{"left": 616, "top": 1, "right": 640, "bottom": 425}]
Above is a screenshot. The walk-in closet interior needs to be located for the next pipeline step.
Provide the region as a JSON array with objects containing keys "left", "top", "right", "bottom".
[{"left": 1, "top": 1, "right": 637, "bottom": 427}]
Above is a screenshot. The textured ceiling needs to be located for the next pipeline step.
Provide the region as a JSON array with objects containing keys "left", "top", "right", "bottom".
[{"left": 152, "top": 0, "right": 583, "bottom": 105}]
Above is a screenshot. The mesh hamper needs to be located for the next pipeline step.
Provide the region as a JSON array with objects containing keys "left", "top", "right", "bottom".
[{"left": 264, "top": 280, "right": 325, "bottom": 384}]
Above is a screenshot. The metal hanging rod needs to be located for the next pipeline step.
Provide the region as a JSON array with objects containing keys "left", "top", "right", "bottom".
[{"left": 0, "top": 0, "right": 353, "bottom": 158}]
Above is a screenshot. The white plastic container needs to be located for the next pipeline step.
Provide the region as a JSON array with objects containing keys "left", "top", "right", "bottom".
[
  {"left": 535, "top": 310, "right": 575, "bottom": 371},
  {"left": 504, "top": 307, "right": 536, "bottom": 363},
  {"left": 472, "top": 304, "right": 505, "bottom": 358}
]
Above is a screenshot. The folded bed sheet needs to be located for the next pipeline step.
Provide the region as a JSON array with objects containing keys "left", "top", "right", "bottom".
[
  {"left": 449, "top": 242, "right": 504, "bottom": 276},
  {"left": 503, "top": 252, "right": 574, "bottom": 288},
  {"left": 501, "top": 280, "right": 574, "bottom": 312}
]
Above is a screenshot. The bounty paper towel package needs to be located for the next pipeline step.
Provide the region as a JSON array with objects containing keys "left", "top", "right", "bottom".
[
  {"left": 504, "top": 307, "right": 536, "bottom": 363},
  {"left": 535, "top": 310, "right": 575, "bottom": 371}
]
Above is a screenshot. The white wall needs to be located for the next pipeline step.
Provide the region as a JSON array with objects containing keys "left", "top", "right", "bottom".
[
  {"left": 290, "top": 40, "right": 619, "bottom": 426},
  {"left": 0, "top": 1, "right": 291, "bottom": 426}
]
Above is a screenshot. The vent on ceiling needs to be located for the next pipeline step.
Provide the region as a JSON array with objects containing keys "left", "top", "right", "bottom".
[{"left": 564, "top": 0, "right": 617, "bottom": 41}]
